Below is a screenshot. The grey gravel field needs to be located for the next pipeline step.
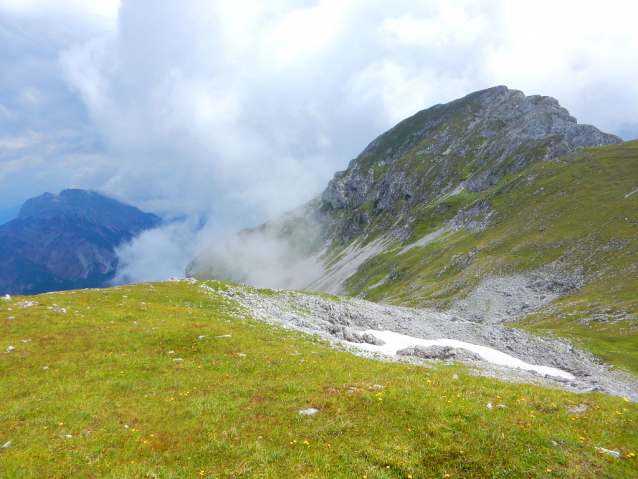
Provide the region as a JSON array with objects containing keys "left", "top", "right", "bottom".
[{"left": 196, "top": 281, "right": 638, "bottom": 402}]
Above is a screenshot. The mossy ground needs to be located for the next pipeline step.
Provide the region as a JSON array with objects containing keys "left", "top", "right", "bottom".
[{"left": 1, "top": 281, "right": 637, "bottom": 478}]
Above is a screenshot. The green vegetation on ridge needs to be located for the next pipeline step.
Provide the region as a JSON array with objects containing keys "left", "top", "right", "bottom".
[{"left": 340, "top": 140, "right": 638, "bottom": 374}]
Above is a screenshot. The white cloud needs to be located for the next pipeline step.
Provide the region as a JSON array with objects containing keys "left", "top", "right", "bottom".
[
  {"left": 484, "top": 0, "right": 638, "bottom": 133},
  {"left": 379, "top": 3, "right": 486, "bottom": 48},
  {"left": 1, "top": 0, "right": 638, "bottom": 282},
  {"left": 112, "top": 220, "right": 207, "bottom": 284},
  {"left": 0, "top": 0, "right": 120, "bottom": 22},
  {"left": 59, "top": 37, "right": 116, "bottom": 117},
  {"left": 266, "top": 0, "right": 359, "bottom": 67}
]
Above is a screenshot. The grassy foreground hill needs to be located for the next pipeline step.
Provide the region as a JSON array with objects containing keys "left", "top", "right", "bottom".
[{"left": 1, "top": 280, "right": 637, "bottom": 478}]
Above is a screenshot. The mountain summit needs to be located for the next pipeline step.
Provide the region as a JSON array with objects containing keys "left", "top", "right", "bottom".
[
  {"left": 188, "top": 86, "right": 623, "bottom": 290},
  {"left": 322, "top": 85, "right": 620, "bottom": 212},
  {"left": 188, "top": 85, "right": 638, "bottom": 373},
  {"left": 0, "top": 189, "right": 161, "bottom": 295}
]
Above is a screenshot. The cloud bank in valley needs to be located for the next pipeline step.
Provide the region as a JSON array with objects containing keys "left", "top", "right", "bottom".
[{"left": 1, "top": 0, "right": 638, "bottom": 282}]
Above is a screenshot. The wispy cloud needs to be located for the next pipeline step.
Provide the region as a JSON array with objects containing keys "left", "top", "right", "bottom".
[{"left": 1, "top": 0, "right": 637, "bottom": 281}]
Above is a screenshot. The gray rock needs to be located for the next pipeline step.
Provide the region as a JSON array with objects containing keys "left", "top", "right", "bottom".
[
  {"left": 299, "top": 408, "right": 319, "bottom": 416},
  {"left": 568, "top": 404, "right": 588, "bottom": 413},
  {"left": 397, "top": 345, "right": 481, "bottom": 362},
  {"left": 199, "top": 269, "right": 638, "bottom": 402},
  {"left": 331, "top": 328, "right": 385, "bottom": 345},
  {"left": 453, "top": 269, "right": 584, "bottom": 323},
  {"left": 361, "top": 332, "right": 385, "bottom": 346},
  {"left": 397, "top": 345, "right": 454, "bottom": 359},
  {"left": 595, "top": 447, "right": 620, "bottom": 458}
]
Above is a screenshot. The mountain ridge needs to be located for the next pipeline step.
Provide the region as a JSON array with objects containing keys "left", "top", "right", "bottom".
[
  {"left": 0, "top": 189, "right": 161, "bottom": 295},
  {"left": 188, "top": 85, "right": 623, "bottom": 288},
  {"left": 322, "top": 85, "right": 620, "bottom": 215},
  {"left": 187, "top": 86, "right": 638, "bottom": 373}
]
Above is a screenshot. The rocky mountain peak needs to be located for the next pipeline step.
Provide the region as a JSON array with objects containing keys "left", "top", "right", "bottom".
[
  {"left": 0, "top": 189, "right": 161, "bottom": 295},
  {"left": 322, "top": 86, "right": 621, "bottom": 211},
  {"left": 17, "top": 189, "right": 160, "bottom": 231},
  {"left": 188, "top": 86, "right": 633, "bottom": 321}
]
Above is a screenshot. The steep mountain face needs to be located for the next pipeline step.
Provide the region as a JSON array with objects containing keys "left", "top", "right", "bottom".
[
  {"left": 188, "top": 86, "right": 638, "bottom": 372},
  {"left": 0, "top": 189, "right": 161, "bottom": 295},
  {"left": 322, "top": 85, "right": 620, "bottom": 213}
]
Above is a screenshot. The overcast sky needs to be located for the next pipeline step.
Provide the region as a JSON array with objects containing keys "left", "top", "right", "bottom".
[{"left": 2, "top": 0, "right": 638, "bottom": 278}]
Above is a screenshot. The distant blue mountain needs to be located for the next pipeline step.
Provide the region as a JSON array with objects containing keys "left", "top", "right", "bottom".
[
  {"left": 0, "top": 205, "right": 20, "bottom": 225},
  {"left": 0, "top": 189, "right": 161, "bottom": 295}
]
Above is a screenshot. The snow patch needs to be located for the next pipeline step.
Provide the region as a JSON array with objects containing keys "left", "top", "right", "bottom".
[{"left": 346, "top": 330, "right": 575, "bottom": 380}]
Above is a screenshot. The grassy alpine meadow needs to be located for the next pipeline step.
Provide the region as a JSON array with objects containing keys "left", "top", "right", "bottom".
[{"left": 1, "top": 280, "right": 637, "bottom": 478}]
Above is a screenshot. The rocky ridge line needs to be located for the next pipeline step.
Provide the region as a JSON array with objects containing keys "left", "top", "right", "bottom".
[{"left": 322, "top": 85, "right": 621, "bottom": 212}]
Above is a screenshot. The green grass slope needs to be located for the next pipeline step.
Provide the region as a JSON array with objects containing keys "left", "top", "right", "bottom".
[
  {"left": 339, "top": 140, "right": 638, "bottom": 375},
  {"left": 1, "top": 281, "right": 637, "bottom": 478}
]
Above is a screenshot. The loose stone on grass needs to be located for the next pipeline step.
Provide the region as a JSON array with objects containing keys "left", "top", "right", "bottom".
[
  {"left": 595, "top": 447, "right": 621, "bottom": 458},
  {"left": 299, "top": 408, "right": 319, "bottom": 416},
  {"left": 568, "top": 404, "right": 588, "bottom": 413}
]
